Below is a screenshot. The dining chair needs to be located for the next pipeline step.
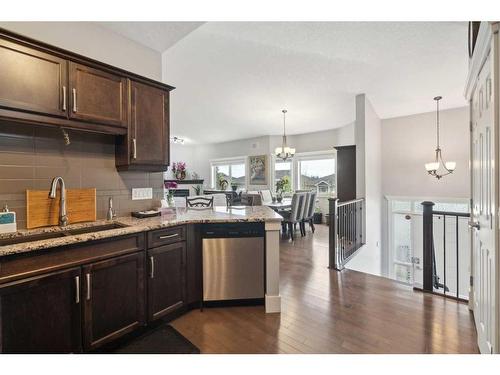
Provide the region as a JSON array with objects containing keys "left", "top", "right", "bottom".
[
  {"left": 259, "top": 189, "right": 273, "bottom": 203},
  {"left": 281, "top": 193, "right": 306, "bottom": 241},
  {"left": 301, "top": 191, "right": 317, "bottom": 234},
  {"left": 211, "top": 193, "right": 228, "bottom": 206},
  {"left": 186, "top": 196, "right": 214, "bottom": 208},
  {"left": 299, "top": 192, "right": 311, "bottom": 236},
  {"left": 173, "top": 196, "right": 187, "bottom": 208}
]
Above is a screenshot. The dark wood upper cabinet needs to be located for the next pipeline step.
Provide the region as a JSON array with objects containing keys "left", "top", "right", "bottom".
[
  {"left": 0, "top": 267, "right": 82, "bottom": 353},
  {"left": 116, "top": 80, "right": 171, "bottom": 172},
  {"left": 0, "top": 29, "right": 175, "bottom": 164},
  {"left": 147, "top": 242, "right": 186, "bottom": 321},
  {"left": 82, "top": 252, "right": 145, "bottom": 351},
  {"left": 69, "top": 62, "right": 127, "bottom": 128},
  {"left": 0, "top": 38, "right": 68, "bottom": 118}
]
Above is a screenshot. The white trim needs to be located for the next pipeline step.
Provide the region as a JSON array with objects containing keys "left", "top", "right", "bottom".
[
  {"left": 465, "top": 22, "right": 497, "bottom": 99},
  {"left": 265, "top": 294, "right": 281, "bottom": 313}
]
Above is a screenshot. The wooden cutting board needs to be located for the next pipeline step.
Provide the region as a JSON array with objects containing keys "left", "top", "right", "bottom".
[{"left": 26, "top": 188, "right": 96, "bottom": 229}]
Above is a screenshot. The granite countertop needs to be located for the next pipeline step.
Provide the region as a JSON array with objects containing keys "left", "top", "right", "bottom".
[{"left": 0, "top": 206, "right": 283, "bottom": 257}]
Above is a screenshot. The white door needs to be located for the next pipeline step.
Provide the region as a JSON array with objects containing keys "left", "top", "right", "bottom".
[{"left": 471, "top": 52, "right": 497, "bottom": 354}]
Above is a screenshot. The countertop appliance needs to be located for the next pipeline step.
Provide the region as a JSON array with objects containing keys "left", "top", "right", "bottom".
[{"left": 201, "top": 222, "right": 265, "bottom": 303}]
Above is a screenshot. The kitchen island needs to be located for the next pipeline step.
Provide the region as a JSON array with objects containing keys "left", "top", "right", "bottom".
[{"left": 0, "top": 206, "right": 283, "bottom": 353}]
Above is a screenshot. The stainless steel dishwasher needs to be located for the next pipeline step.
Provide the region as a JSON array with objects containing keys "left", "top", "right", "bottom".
[{"left": 202, "top": 222, "right": 265, "bottom": 302}]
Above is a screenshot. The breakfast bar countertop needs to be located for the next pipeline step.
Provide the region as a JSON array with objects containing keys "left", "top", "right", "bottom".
[{"left": 0, "top": 206, "right": 283, "bottom": 257}]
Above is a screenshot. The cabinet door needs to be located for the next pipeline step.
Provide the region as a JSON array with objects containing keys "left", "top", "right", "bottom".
[
  {"left": 82, "top": 252, "right": 145, "bottom": 351},
  {"left": 0, "top": 268, "right": 82, "bottom": 353},
  {"left": 69, "top": 62, "right": 127, "bottom": 127},
  {"left": 147, "top": 242, "right": 186, "bottom": 321},
  {"left": 0, "top": 38, "right": 68, "bottom": 118},
  {"left": 129, "top": 81, "right": 170, "bottom": 167}
]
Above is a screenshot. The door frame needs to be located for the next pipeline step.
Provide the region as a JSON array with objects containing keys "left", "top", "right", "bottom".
[{"left": 465, "top": 21, "right": 500, "bottom": 354}]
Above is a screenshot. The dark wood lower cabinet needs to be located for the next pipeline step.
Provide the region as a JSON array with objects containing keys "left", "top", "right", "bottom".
[
  {"left": 82, "top": 252, "right": 145, "bottom": 351},
  {"left": 0, "top": 267, "right": 82, "bottom": 353},
  {"left": 0, "top": 227, "right": 193, "bottom": 353},
  {"left": 147, "top": 242, "right": 186, "bottom": 321}
]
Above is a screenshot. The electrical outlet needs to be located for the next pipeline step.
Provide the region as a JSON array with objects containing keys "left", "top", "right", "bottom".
[{"left": 132, "top": 188, "right": 153, "bottom": 200}]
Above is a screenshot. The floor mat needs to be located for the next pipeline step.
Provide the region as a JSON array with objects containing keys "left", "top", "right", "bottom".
[{"left": 109, "top": 324, "right": 200, "bottom": 354}]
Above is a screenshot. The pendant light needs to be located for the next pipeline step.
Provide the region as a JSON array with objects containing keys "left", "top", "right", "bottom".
[
  {"left": 275, "top": 109, "right": 295, "bottom": 161},
  {"left": 425, "top": 96, "right": 456, "bottom": 179}
]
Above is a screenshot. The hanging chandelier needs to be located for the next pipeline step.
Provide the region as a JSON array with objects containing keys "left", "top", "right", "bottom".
[
  {"left": 425, "top": 96, "right": 456, "bottom": 179},
  {"left": 275, "top": 109, "right": 295, "bottom": 161}
]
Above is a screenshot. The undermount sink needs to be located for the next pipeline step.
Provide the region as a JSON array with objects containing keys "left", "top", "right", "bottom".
[
  {"left": 64, "top": 222, "right": 128, "bottom": 236},
  {"left": 0, "top": 222, "right": 129, "bottom": 247},
  {"left": 0, "top": 232, "right": 68, "bottom": 246}
]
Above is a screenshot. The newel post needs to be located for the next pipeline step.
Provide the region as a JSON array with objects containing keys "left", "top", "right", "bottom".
[
  {"left": 422, "top": 201, "right": 435, "bottom": 292},
  {"left": 328, "top": 198, "right": 339, "bottom": 269}
]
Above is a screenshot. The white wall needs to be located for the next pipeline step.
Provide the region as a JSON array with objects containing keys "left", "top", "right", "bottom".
[
  {"left": 0, "top": 22, "right": 162, "bottom": 81},
  {"left": 348, "top": 94, "right": 382, "bottom": 276},
  {"left": 381, "top": 106, "right": 469, "bottom": 198}
]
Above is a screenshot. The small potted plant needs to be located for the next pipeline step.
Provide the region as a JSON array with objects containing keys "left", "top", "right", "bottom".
[
  {"left": 231, "top": 182, "right": 238, "bottom": 192},
  {"left": 164, "top": 181, "right": 178, "bottom": 207},
  {"left": 172, "top": 162, "right": 187, "bottom": 180},
  {"left": 313, "top": 207, "right": 323, "bottom": 224},
  {"left": 194, "top": 185, "right": 203, "bottom": 195},
  {"left": 217, "top": 172, "right": 228, "bottom": 190}
]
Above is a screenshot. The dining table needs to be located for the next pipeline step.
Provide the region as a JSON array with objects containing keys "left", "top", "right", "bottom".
[{"left": 263, "top": 199, "right": 292, "bottom": 211}]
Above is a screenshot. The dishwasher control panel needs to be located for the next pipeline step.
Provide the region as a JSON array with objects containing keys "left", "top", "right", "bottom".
[{"left": 201, "top": 222, "right": 264, "bottom": 238}]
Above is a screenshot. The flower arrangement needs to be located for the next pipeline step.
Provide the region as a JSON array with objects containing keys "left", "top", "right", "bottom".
[
  {"left": 275, "top": 176, "right": 290, "bottom": 202},
  {"left": 172, "top": 162, "right": 187, "bottom": 180},
  {"left": 164, "top": 181, "right": 178, "bottom": 206}
]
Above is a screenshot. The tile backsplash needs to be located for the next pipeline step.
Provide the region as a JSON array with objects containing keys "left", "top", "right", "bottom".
[{"left": 0, "top": 122, "right": 165, "bottom": 229}]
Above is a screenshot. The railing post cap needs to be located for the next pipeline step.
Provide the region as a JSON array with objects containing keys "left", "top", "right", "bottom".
[{"left": 421, "top": 201, "right": 435, "bottom": 207}]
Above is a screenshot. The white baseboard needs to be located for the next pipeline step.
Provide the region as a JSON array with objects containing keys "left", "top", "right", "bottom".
[{"left": 265, "top": 294, "right": 281, "bottom": 313}]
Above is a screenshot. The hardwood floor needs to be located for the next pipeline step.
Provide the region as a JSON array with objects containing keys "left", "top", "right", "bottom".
[{"left": 171, "top": 224, "right": 479, "bottom": 353}]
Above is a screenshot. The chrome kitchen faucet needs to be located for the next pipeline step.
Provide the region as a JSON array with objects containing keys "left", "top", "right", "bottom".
[{"left": 48, "top": 176, "right": 68, "bottom": 227}]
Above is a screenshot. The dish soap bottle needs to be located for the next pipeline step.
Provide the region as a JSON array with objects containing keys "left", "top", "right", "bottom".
[{"left": 0, "top": 204, "right": 17, "bottom": 234}]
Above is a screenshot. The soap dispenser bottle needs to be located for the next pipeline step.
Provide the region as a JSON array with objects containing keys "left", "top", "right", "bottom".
[{"left": 0, "top": 204, "right": 17, "bottom": 234}]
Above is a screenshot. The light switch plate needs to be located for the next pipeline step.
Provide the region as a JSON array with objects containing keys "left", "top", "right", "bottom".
[{"left": 132, "top": 188, "right": 153, "bottom": 200}]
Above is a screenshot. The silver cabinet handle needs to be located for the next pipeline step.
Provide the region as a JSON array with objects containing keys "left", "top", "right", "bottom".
[
  {"left": 75, "top": 276, "right": 80, "bottom": 304},
  {"left": 159, "top": 233, "right": 178, "bottom": 239},
  {"left": 150, "top": 256, "right": 155, "bottom": 279},
  {"left": 86, "top": 273, "right": 91, "bottom": 300},
  {"left": 132, "top": 138, "right": 137, "bottom": 159},
  {"left": 72, "top": 88, "right": 77, "bottom": 113},
  {"left": 62, "top": 86, "right": 67, "bottom": 111}
]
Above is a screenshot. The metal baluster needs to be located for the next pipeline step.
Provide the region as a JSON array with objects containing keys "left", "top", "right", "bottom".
[
  {"left": 456, "top": 215, "right": 459, "bottom": 300},
  {"left": 443, "top": 215, "right": 446, "bottom": 295}
]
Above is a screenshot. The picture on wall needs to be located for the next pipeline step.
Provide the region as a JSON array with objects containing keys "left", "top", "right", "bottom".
[{"left": 249, "top": 155, "right": 268, "bottom": 185}]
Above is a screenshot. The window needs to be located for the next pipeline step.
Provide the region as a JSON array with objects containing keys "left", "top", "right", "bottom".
[
  {"left": 210, "top": 158, "right": 246, "bottom": 189},
  {"left": 296, "top": 153, "right": 336, "bottom": 196}
]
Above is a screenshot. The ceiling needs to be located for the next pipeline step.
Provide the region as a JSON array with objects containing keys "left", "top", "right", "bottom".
[
  {"left": 106, "top": 22, "right": 469, "bottom": 144},
  {"left": 97, "top": 22, "right": 204, "bottom": 52}
]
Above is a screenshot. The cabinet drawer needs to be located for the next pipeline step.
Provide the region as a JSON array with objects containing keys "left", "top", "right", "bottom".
[
  {"left": 147, "top": 226, "right": 185, "bottom": 248},
  {"left": 0, "top": 233, "right": 145, "bottom": 284}
]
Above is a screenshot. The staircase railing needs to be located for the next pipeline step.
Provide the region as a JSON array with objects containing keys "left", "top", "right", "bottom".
[
  {"left": 421, "top": 201, "right": 470, "bottom": 301},
  {"left": 328, "top": 198, "right": 365, "bottom": 270}
]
